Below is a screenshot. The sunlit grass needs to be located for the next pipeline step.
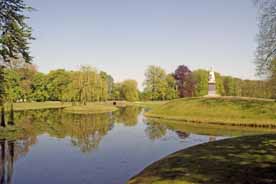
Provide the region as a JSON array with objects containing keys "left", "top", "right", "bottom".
[
  {"left": 132, "top": 101, "right": 168, "bottom": 109},
  {"left": 147, "top": 118, "right": 276, "bottom": 137},
  {"left": 5, "top": 101, "right": 71, "bottom": 111},
  {"left": 128, "top": 134, "right": 276, "bottom": 184},
  {"left": 146, "top": 97, "right": 276, "bottom": 127},
  {"left": 64, "top": 103, "right": 118, "bottom": 114}
]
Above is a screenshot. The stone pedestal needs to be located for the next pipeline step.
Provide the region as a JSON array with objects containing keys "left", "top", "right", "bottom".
[{"left": 208, "top": 83, "right": 216, "bottom": 96}]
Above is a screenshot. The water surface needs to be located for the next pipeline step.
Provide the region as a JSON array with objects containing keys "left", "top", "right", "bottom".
[{"left": 0, "top": 107, "right": 230, "bottom": 184}]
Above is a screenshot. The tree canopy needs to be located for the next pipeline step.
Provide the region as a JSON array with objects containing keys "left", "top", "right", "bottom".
[{"left": 255, "top": 0, "right": 276, "bottom": 76}]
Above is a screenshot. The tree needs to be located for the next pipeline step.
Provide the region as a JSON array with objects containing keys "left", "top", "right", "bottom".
[
  {"left": 0, "top": 0, "right": 33, "bottom": 64},
  {"left": 222, "top": 76, "right": 242, "bottom": 97},
  {"left": 62, "top": 66, "right": 110, "bottom": 104},
  {"left": 165, "top": 74, "right": 178, "bottom": 100},
  {"left": 192, "top": 69, "right": 209, "bottom": 96},
  {"left": 0, "top": 0, "right": 33, "bottom": 127},
  {"left": 4, "top": 68, "right": 21, "bottom": 102},
  {"left": 215, "top": 72, "right": 225, "bottom": 96},
  {"left": 174, "top": 65, "right": 195, "bottom": 97},
  {"left": 270, "top": 59, "right": 276, "bottom": 98},
  {"left": 144, "top": 66, "right": 167, "bottom": 100},
  {"left": 255, "top": 0, "right": 276, "bottom": 76},
  {"left": 46, "top": 69, "right": 70, "bottom": 101},
  {"left": 31, "top": 72, "right": 49, "bottom": 101},
  {"left": 16, "top": 64, "right": 36, "bottom": 101},
  {"left": 111, "top": 83, "right": 122, "bottom": 100},
  {"left": 121, "top": 80, "right": 139, "bottom": 102},
  {"left": 100, "top": 71, "right": 114, "bottom": 100}
]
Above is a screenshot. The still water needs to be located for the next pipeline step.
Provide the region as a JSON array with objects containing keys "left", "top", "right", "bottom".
[{"left": 1, "top": 107, "right": 227, "bottom": 184}]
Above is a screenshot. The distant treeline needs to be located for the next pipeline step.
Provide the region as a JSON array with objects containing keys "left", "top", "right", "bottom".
[
  {"left": 2, "top": 64, "right": 139, "bottom": 103},
  {"left": 142, "top": 65, "right": 272, "bottom": 100},
  {"left": 1, "top": 64, "right": 273, "bottom": 103}
]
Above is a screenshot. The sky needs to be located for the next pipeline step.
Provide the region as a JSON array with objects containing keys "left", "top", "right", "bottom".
[{"left": 25, "top": 0, "right": 258, "bottom": 89}]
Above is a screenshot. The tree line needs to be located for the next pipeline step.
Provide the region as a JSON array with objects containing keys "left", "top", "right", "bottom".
[
  {"left": 1, "top": 63, "right": 273, "bottom": 104},
  {"left": 2, "top": 64, "right": 140, "bottom": 103},
  {"left": 142, "top": 65, "right": 272, "bottom": 100}
]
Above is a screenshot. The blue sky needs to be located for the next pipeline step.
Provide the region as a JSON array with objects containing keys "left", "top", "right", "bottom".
[{"left": 25, "top": 0, "right": 258, "bottom": 88}]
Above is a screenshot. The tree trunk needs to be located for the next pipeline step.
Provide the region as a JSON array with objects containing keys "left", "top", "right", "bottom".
[
  {"left": 8, "top": 103, "right": 14, "bottom": 126},
  {"left": 0, "top": 140, "right": 6, "bottom": 184},
  {"left": 7, "top": 141, "right": 14, "bottom": 184},
  {"left": 1, "top": 106, "right": 5, "bottom": 128}
]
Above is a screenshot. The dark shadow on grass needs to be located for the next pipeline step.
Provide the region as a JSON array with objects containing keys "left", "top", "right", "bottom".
[{"left": 128, "top": 134, "right": 276, "bottom": 184}]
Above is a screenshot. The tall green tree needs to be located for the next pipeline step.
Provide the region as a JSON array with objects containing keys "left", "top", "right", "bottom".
[
  {"left": 4, "top": 68, "right": 21, "bottom": 102},
  {"left": 0, "top": 0, "right": 33, "bottom": 126},
  {"left": 46, "top": 69, "right": 70, "bottom": 101},
  {"left": 215, "top": 72, "right": 225, "bottom": 96},
  {"left": 100, "top": 71, "right": 114, "bottom": 100},
  {"left": 62, "top": 66, "right": 110, "bottom": 104},
  {"left": 111, "top": 83, "right": 122, "bottom": 100},
  {"left": 17, "top": 64, "right": 36, "bottom": 101},
  {"left": 165, "top": 74, "right": 178, "bottom": 100},
  {"left": 121, "top": 80, "right": 139, "bottom": 102},
  {"left": 31, "top": 72, "right": 49, "bottom": 101},
  {"left": 192, "top": 69, "right": 209, "bottom": 96},
  {"left": 144, "top": 66, "right": 167, "bottom": 100},
  {"left": 255, "top": 0, "right": 276, "bottom": 76}
]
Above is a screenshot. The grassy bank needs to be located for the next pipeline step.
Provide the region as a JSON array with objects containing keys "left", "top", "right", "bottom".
[
  {"left": 128, "top": 134, "right": 276, "bottom": 184},
  {"left": 63, "top": 103, "right": 118, "bottom": 114},
  {"left": 132, "top": 101, "right": 167, "bottom": 109},
  {"left": 147, "top": 118, "right": 276, "bottom": 137},
  {"left": 146, "top": 97, "right": 276, "bottom": 128},
  {"left": 4, "top": 101, "right": 71, "bottom": 111}
]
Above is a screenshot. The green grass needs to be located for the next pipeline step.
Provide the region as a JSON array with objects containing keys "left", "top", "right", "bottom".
[
  {"left": 4, "top": 101, "right": 72, "bottom": 111},
  {"left": 63, "top": 103, "right": 118, "bottom": 114},
  {"left": 146, "top": 97, "right": 276, "bottom": 127},
  {"left": 147, "top": 118, "right": 276, "bottom": 137},
  {"left": 133, "top": 101, "right": 168, "bottom": 109},
  {"left": 128, "top": 134, "right": 276, "bottom": 184}
]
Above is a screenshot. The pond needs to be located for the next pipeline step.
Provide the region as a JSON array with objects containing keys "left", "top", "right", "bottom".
[{"left": 0, "top": 106, "right": 271, "bottom": 184}]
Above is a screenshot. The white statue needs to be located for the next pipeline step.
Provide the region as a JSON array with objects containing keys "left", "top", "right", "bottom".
[{"left": 208, "top": 67, "right": 216, "bottom": 84}]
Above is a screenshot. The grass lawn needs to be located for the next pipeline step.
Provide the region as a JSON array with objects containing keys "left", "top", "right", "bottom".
[
  {"left": 5, "top": 101, "right": 72, "bottom": 111},
  {"left": 63, "top": 103, "right": 118, "bottom": 114},
  {"left": 146, "top": 97, "right": 276, "bottom": 127},
  {"left": 128, "top": 134, "right": 276, "bottom": 184},
  {"left": 133, "top": 101, "right": 168, "bottom": 109},
  {"left": 147, "top": 118, "right": 276, "bottom": 137}
]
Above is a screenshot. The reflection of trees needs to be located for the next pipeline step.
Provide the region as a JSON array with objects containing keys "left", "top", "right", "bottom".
[
  {"left": 145, "top": 119, "right": 191, "bottom": 141},
  {"left": 175, "top": 131, "right": 190, "bottom": 139},
  {"left": 144, "top": 120, "right": 168, "bottom": 140},
  {"left": 14, "top": 110, "right": 113, "bottom": 153},
  {"left": 63, "top": 113, "right": 113, "bottom": 153},
  {"left": 0, "top": 137, "right": 36, "bottom": 184},
  {"left": 114, "top": 106, "right": 141, "bottom": 127}
]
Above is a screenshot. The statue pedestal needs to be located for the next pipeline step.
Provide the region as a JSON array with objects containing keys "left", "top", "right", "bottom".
[{"left": 208, "top": 83, "right": 217, "bottom": 96}]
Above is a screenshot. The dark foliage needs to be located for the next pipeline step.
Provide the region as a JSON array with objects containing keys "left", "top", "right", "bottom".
[{"left": 174, "top": 65, "right": 195, "bottom": 97}]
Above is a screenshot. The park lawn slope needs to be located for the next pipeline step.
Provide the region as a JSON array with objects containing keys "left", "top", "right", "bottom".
[
  {"left": 63, "top": 103, "right": 118, "bottom": 114},
  {"left": 128, "top": 134, "right": 276, "bottom": 184},
  {"left": 146, "top": 97, "right": 276, "bottom": 127}
]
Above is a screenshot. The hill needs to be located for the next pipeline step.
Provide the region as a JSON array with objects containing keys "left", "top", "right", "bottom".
[{"left": 146, "top": 97, "right": 276, "bottom": 127}]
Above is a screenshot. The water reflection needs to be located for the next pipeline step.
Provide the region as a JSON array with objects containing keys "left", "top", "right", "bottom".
[
  {"left": 0, "top": 106, "right": 271, "bottom": 184},
  {"left": 14, "top": 110, "right": 114, "bottom": 153},
  {"left": 145, "top": 122, "right": 167, "bottom": 140},
  {"left": 175, "top": 131, "right": 190, "bottom": 139},
  {"left": 114, "top": 106, "right": 141, "bottom": 127},
  {"left": 0, "top": 137, "right": 36, "bottom": 184}
]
